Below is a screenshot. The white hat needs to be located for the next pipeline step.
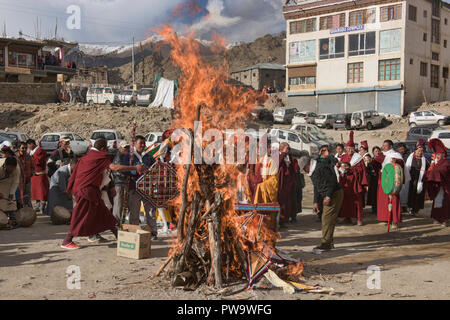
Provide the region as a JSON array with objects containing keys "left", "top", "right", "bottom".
[{"left": 119, "top": 141, "right": 130, "bottom": 148}]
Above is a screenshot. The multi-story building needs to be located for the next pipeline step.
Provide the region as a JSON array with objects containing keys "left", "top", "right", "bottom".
[
  {"left": 283, "top": 0, "right": 450, "bottom": 115},
  {"left": 230, "top": 63, "right": 286, "bottom": 91}
]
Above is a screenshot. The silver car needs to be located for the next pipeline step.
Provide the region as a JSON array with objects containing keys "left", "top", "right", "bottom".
[
  {"left": 136, "top": 88, "right": 154, "bottom": 106},
  {"left": 119, "top": 90, "right": 137, "bottom": 106},
  {"left": 40, "top": 132, "right": 90, "bottom": 155}
]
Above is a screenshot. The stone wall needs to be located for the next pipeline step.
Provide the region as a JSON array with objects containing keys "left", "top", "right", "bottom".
[{"left": 0, "top": 83, "right": 58, "bottom": 104}]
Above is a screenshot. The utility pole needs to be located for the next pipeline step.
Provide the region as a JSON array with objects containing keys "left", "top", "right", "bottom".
[
  {"left": 54, "top": 18, "right": 58, "bottom": 39},
  {"left": 131, "top": 37, "right": 135, "bottom": 90},
  {"left": 140, "top": 41, "right": 145, "bottom": 86},
  {"left": 2, "top": 22, "right": 6, "bottom": 38}
]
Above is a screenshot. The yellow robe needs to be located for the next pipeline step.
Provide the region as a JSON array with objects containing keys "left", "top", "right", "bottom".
[{"left": 253, "top": 155, "right": 279, "bottom": 204}]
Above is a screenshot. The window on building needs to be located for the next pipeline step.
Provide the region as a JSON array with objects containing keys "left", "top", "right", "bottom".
[
  {"left": 380, "top": 29, "right": 401, "bottom": 53},
  {"left": 0, "top": 49, "right": 4, "bottom": 66},
  {"left": 319, "top": 36, "right": 345, "bottom": 60},
  {"left": 431, "top": 19, "right": 440, "bottom": 44},
  {"left": 424, "top": 10, "right": 427, "bottom": 18},
  {"left": 408, "top": 5, "right": 417, "bottom": 21},
  {"left": 420, "top": 62, "right": 427, "bottom": 77},
  {"left": 432, "top": 0, "right": 440, "bottom": 17},
  {"left": 380, "top": 4, "right": 402, "bottom": 22},
  {"left": 8, "top": 51, "right": 36, "bottom": 68},
  {"left": 349, "top": 9, "right": 375, "bottom": 26},
  {"left": 443, "top": 67, "right": 449, "bottom": 79},
  {"left": 379, "top": 59, "right": 401, "bottom": 81},
  {"left": 410, "top": 58, "right": 413, "bottom": 65},
  {"left": 319, "top": 13, "right": 346, "bottom": 30},
  {"left": 445, "top": 18, "right": 448, "bottom": 25},
  {"left": 349, "top": 32, "right": 376, "bottom": 56},
  {"left": 290, "top": 18, "right": 316, "bottom": 34},
  {"left": 289, "top": 40, "right": 316, "bottom": 63},
  {"left": 431, "top": 64, "right": 439, "bottom": 87},
  {"left": 289, "top": 76, "right": 316, "bottom": 86},
  {"left": 444, "top": 40, "right": 447, "bottom": 48},
  {"left": 253, "top": 73, "right": 256, "bottom": 77},
  {"left": 432, "top": 52, "right": 439, "bottom": 61},
  {"left": 348, "top": 62, "right": 364, "bottom": 83},
  {"left": 423, "top": 33, "right": 427, "bottom": 42}
]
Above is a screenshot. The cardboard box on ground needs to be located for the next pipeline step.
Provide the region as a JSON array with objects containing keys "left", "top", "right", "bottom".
[{"left": 117, "top": 224, "right": 151, "bottom": 259}]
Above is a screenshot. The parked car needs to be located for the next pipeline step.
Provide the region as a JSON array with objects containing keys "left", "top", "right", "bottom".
[
  {"left": 268, "top": 128, "right": 319, "bottom": 158},
  {"left": 250, "top": 106, "right": 274, "bottom": 122},
  {"left": 90, "top": 129, "right": 126, "bottom": 154},
  {"left": 145, "top": 132, "right": 163, "bottom": 148},
  {"left": 273, "top": 107, "right": 298, "bottom": 124},
  {"left": 315, "top": 113, "right": 336, "bottom": 129},
  {"left": 429, "top": 129, "right": 450, "bottom": 149},
  {"left": 333, "top": 113, "right": 352, "bottom": 130},
  {"left": 119, "top": 90, "right": 137, "bottom": 106},
  {"left": 0, "top": 132, "right": 30, "bottom": 143},
  {"left": 86, "top": 87, "right": 117, "bottom": 106},
  {"left": 290, "top": 123, "right": 336, "bottom": 150},
  {"left": 291, "top": 111, "right": 317, "bottom": 125},
  {"left": 136, "top": 88, "right": 153, "bottom": 106},
  {"left": 351, "top": 110, "right": 387, "bottom": 130},
  {"left": 0, "top": 132, "right": 14, "bottom": 144},
  {"left": 406, "top": 124, "right": 443, "bottom": 142},
  {"left": 408, "top": 110, "right": 449, "bottom": 127},
  {"left": 40, "top": 132, "right": 90, "bottom": 155},
  {"left": 394, "top": 140, "right": 450, "bottom": 162}
]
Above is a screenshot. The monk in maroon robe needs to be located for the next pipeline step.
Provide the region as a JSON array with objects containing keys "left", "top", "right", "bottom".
[
  {"left": 338, "top": 162, "right": 360, "bottom": 222},
  {"left": 27, "top": 139, "right": 49, "bottom": 213},
  {"left": 61, "top": 138, "right": 144, "bottom": 250},
  {"left": 424, "top": 139, "right": 450, "bottom": 226},
  {"left": 339, "top": 131, "right": 368, "bottom": 225},
  {"left": 277, "top": 142, "right": 299, "bottom": 224},
  {"left": 246, "top": 163, "right": 262, "bottom": 203},
  {"left": 372, "top": 140, "right": 404, "bottom": 230}
]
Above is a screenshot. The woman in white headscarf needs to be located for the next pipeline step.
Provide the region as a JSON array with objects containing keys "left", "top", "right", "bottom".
[{"left": 404, "top": 140, "right": 428, "bottom": 215}]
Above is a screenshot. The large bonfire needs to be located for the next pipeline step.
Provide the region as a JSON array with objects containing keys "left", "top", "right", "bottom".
[{"left": 154, "top": 26, "right": 304, "bottom": 291}]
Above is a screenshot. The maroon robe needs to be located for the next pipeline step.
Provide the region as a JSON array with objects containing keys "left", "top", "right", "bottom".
[
  {"left": 31, "top": 147, "right": 49, "bottom": 201},
  {"left": 246, "top": 163, "right": 262, "bottom": 203},
  {"left": 372, "top": 154, "right": 404, "bottom": 223},
  {"left": 278, "top": 153, "right": 299, "bottom": 222},
  {"left": 66, "top": 149, "right": 116, "bottom": 237},
  {"left": 424, "top": 159, "right": 450, "bottom": 223},
  {"left": 338, "top": 169, "right": 361, "bottom": 219},
  {"left": 340, "top": 153, "right": 368, "bottom": 220}
]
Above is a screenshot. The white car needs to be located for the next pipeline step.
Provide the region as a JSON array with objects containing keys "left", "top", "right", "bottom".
[
  {"left": 351, "top": 110, "right": 387, "bottom": 130},
  {"left": 273, "top": 107, "right": 298, "bottom": 124},
  {"left": 429, "top": 130, "right": 450, "bottom": 149},
  {"left": 314, "top": 113, "right": 336, "bottom": 129},
  {"left": 291, "top": 111, "right": 317, "bottom": 125},
  {"left": 90, "top": 130, "right": 126, "bottom": 153},
  {"left": 268, "top": 128, "right": 319, "bottom": 158},
  {"left": 40, "top": 132, "right": 90, "bottom": 155},
  {"left": 136, "top": 88, "right": 153, "bottom": 106},
  {"left": 290, "top": 123, "right": 335, "bottom": 148},
  {"left": 86, "top": 87, "right": 119, "bottom": 106},
  {"left": 0, "top": 131, "right": 30, "bottom": 143},
  {"left": 408, "top": 110, "right": 449, "bottom": 127},
  {"left": 145, "top": 132, "right": 163, "bottom": 148}
]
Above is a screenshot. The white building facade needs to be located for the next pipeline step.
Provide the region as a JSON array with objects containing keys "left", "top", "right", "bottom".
[{"left": 283, "top": 0, "right": 450, "bottom": 115}]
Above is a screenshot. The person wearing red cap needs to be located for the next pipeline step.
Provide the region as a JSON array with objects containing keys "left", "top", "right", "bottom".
[
  {"left": 372, "top": 139, "right": 404, "bottom": 230},
  {"left": 404, "top": 140, "right": 429, "bottom": 216},
  {"left": 424, "top": 138, "right": 449, "bottom": 227},
  {"left": 339, "top": 131, "right": 368, "bottom": 225}
]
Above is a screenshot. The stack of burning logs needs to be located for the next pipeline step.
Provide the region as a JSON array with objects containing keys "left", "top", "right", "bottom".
[{"left": 156, "top": 105, "right": 263, "bottom": 290}]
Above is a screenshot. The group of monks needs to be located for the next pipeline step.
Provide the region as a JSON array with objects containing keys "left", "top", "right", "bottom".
[
  {"left": 242, "top": 131, "right": 450, "bottom": 231},
  {"left": 335, "top": 132, "right": 449, "bottom": 229}
]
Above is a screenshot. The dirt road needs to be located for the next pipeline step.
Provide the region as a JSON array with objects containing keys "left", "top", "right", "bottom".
[{"left": 1, "top": 204, "right": 449, "bottom": 300}]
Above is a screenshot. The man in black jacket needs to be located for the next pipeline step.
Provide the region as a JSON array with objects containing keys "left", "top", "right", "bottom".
[{"left": 299, "top": 155, "right": 344, "bottom": 251}]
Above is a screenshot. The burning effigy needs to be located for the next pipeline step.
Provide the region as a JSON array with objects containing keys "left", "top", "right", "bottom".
[{"left": 152, "top": 26, "right": 329, "bottom": 294}]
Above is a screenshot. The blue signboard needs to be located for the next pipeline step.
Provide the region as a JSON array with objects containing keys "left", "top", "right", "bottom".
[{"left": 330, "top": 25, "right": 364, "bottom": 34}]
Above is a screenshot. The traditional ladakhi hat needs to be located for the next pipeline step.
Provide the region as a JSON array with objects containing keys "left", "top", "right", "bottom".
[
  {"left": 360, "top": 140, "right": 368, "bottom": 150},
  {"left": 415, "top": 139, "right": 426, "bottom": 150},
  {"left": 346, "top": 131, "right": 355, "bottom": 148},
  {"left": 428, "top": 138, "right": 447, "bottom": 157}
]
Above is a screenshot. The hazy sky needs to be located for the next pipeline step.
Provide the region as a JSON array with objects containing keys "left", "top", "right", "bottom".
[{"left": 0, "top": 0, "right": 286, "bottom": 45}]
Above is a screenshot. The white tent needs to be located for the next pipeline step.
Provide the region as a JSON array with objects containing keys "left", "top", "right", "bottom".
[{"left": 150, "top": 77, "right": 175, "bottom": 109}]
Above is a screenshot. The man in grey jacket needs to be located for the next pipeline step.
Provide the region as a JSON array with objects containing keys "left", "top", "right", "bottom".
[
  {"left": 112, "top": 141, "right": 130, "bottom": 223},
  {"left": 299, "top": 155, "right": 344, "bottom": 251}
]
